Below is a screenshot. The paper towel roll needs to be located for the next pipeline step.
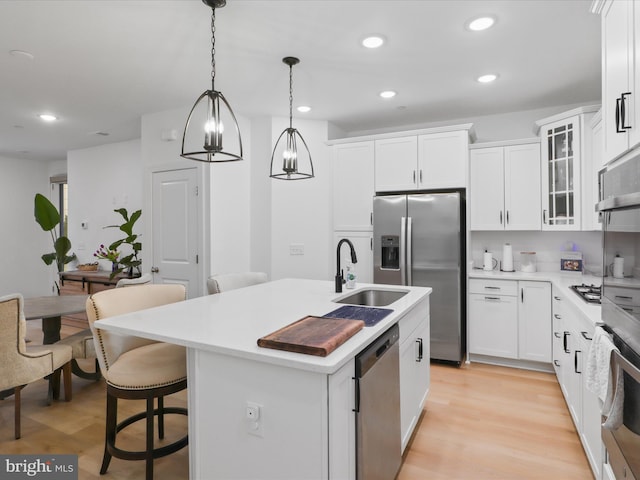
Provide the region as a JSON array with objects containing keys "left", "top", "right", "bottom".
[
  {"left": 483, "top": 251, "right": 494, "bottom": 271},
  {"left": 502, "top": 243, "right": 514, "bottom": 272},
  {"left": 613, "top": 256, "right": 624, "bottom": 278}
]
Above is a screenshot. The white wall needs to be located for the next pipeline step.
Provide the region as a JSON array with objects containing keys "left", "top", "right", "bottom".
[
  {"left": 270, "top": 117, "right": 333, "bottom": 281},
  {"left": 0, "top": 155, "right": 54, "bottom": 297},
  {"left": 345, "top": 101, "right": 600, "bottom": 144},
  {"left": 67, "top": 139, "right": 143, "bottom": 270},
  {"left": 140, "top": 107, "right": 252, "bottom": 289}
]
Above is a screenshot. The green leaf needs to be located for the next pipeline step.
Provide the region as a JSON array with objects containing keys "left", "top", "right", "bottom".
[
  {"left": 41, "top": 253, "right": 56, "bottom": 265},
  {"left": 34, "top": 193, "right": 60, "bottom": 232},
  {"left": 54, "top": 236, "right": 72, "bottom": 258}
]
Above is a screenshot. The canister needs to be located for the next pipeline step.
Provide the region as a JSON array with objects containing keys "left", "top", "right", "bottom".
[{"left": 520, "top": 252, "right": 537, "bottom": 273}]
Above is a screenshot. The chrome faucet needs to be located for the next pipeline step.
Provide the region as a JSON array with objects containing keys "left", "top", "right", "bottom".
[{"left": 336, "top": 238, "right": 358, "bottom": 293}]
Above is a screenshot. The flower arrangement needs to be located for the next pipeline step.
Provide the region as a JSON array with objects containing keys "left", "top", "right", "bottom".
[{"left": 94, "top": 244, "right": 120, "bottom": 263}]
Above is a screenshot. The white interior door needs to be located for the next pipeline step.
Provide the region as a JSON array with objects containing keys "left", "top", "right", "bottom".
[{"left": 151, "top": 168, "right": 199, "bottom": 298}]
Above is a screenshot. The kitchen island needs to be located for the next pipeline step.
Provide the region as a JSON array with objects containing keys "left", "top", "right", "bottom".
[{"left": 94, "top": 278, "right": 431, "bottom": 480}]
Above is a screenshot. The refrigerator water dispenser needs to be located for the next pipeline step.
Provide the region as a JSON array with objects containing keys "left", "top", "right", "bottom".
[{"left": 381, "top": 236, "right": 400, "bottom": 269}]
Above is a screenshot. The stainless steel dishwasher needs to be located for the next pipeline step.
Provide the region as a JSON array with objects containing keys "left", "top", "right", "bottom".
[{"left": 355, "top": 324, "right": 401, "bottom": 480}]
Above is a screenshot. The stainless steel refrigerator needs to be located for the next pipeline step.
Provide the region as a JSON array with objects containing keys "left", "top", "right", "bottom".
[{"left": 373, "top": 191, "right": 466, "bottom": 364}]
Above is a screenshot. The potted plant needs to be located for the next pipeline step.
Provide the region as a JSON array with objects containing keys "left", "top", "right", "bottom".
[
  {"left": 34, "top": 193, "right": 76, "bottom": 293},
  {"left": 104, "top": 208, "right": 142, "bottom": 278}
]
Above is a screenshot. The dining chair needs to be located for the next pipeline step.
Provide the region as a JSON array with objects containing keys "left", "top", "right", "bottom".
[
  {"left": 86, "top": 284, "right": 188, "bottom": 480},
  {"left": 0, "top": 293, "right": 73, "bottom": 439},
  {"left": 115, "top": 272, "right": 153, "bottom": 288},
  {"left": 206, "top": 271, "right": 268, "bottom": 294}
]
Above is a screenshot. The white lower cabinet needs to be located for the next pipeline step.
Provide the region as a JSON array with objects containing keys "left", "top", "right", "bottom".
[
  {"left": 469, "top": 279, "right": 550, "bottom": 363},
  {"left": 399, "top": 298, "right": 430, "bottom": 452},
  {"left": 551, "top": 287, "right": 602, "bottom": 480}
]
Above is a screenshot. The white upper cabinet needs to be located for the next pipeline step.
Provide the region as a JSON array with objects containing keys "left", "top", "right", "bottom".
[
  {"left": 600, "top": 0, "right": 640, "bottom": 163},
  {"left": 536, "top": 106, "right": 599, "bottom": 231},
  {"left": 469, "top": 141, "right": 541, "bottom": 231},
  {"left": 374, "top": 136, "right": 418, "bottom": 192},
  {"left": 374, "top": 126, "right": 472, "bottom": 192},
  {"left": 417, "top": 130, "right": 468, "bottom": 189},
  {"left": 333, "top": 141, "right": 374, "bottom": 231}
]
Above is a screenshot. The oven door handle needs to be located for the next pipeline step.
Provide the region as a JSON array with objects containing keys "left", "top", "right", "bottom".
[{"left": 612, "top": 349, "right": 640, "bottom": 384}]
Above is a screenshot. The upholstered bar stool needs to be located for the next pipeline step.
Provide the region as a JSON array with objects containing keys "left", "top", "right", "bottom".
[
  {"left": 0, "top": 293, "right": 72, "bottom": 439},
  {"left": 86, "top": 284, "right": 188, "bottom": 480},
  {"left": 207, "top": 271, "right": 268, "bottom": 294},
  {"left": 57, "top": 273, "right": 153, "bottom": 380}
]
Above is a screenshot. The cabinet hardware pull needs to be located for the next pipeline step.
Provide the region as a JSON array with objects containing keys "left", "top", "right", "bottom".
[
  {"left": 616, "top": 96, "right": 623, "bottom": 133},
  {"left": 554, "top": 314, "right": 562, "bottom": 319},
  {"left": 370, "top": 212, "right": 373, "bottom": 225},
  {"left": 581, "top": 331, "right": 593, "bottom": 341},
  {"left": 484, "top": 296, "right": 501, "bottom": 301},
  {"left": 521, "top": 288, "right": 524, "bottom": 303},
  {"left": 615, "top": 295, "right": 633, "bottom": 301},
  {"left": 413, "top": 170, "right": 416, "bottom": 184},
  {"left": 416, "top": 338, "right": 423, "bottom": 362},
  {"left": 543, "top": 209, "right": 547, "bottom": 224},
  {"left": 352, "top": 377, "right": 360, "bottom": 413},
  {"left": 419, "top": 169, "right": 423, "bottom": 184},
  {"left": 563, "top": 331, "right": 570, "bottom": 354},
  {"left": 506, "top": 210, "right": 510, "bottom": 224},
  {"left": 575, "top": 350, "right": 582, "bottom": 374},
  {"left": 484, "top": 286, "right": 500, "bottom": 290},
  {"left": 553, "top": 296, "right": 561, "bottom": 301},
  {"left": 554, "top": 332, "right": 561, "bottom": 338},
  {"left": 554, "top": 360, "right": 560, "bottom": 367},
  {"left": 499, "top": 211, "right": 503, "bottom": 225},
  {"left": 620, "top": 92, "right": 632, "bottom": 131}
]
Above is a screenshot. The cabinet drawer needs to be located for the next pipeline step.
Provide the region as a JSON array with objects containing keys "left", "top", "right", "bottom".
[
  {"left": 605, "top": 285, "right": 640, "bottom": 306},
  {"left": 469, "top": 279, "right": 518, "bottom": 296},
  {"left": 399, "top": 297, "right": 429, "bottom": 344}
]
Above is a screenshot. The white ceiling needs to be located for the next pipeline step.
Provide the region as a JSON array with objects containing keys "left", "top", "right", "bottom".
[{"left": 0, "top": 0, "right": 601, "bottom": 162}]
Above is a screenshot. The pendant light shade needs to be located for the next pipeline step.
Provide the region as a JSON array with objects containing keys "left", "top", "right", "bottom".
[
  {"left": 181, "top": 0, "right": 243, "bottom": 163},
  {"left": 270, "top": 57, "right": 314, "bottom": 180}
]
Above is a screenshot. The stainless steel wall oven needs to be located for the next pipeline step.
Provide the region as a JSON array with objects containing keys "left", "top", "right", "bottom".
[{"left": 598, "top": 155, "right": 640, "bottom": 479}]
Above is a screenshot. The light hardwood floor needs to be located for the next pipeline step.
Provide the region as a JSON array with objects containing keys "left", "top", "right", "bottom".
[{"left": 1, "top": 322, "right": 593, "bottom": 479}]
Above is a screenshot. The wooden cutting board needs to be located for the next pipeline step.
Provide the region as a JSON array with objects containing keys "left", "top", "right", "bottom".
[{"left": 257, "top": 316, "right": 365, "bottom": 357}]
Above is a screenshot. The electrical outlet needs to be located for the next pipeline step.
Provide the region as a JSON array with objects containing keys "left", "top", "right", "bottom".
[
  {"left": 289, "top": 244, "right": 304, "bottom": 256},
  {"left": 245, "top": 401, "right": 263, "bottom": 437}
]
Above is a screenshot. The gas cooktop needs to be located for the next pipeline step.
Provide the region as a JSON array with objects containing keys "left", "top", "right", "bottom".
[{"left": 570, "top": 284, "right": 601, "bottom": 304}]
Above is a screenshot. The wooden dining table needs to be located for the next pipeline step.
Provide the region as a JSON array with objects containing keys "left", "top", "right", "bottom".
[{"left": 24, "top": 294, "right": 90, "bottom": 344}]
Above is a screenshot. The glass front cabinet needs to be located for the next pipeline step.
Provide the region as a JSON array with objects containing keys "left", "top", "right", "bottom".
[{"left": 540, "top": 115, "right": 582, "bottom": 230}]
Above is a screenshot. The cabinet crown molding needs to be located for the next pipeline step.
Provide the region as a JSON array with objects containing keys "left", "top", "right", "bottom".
[
  {"left": 326, "top": 123, "right": 475, "bottom": 146},
  {"left": 534, "top": 104, "right": 601, "bottom": 133},
  {"left": 469, "top": 138, "right": 540, "bottom": 149}
]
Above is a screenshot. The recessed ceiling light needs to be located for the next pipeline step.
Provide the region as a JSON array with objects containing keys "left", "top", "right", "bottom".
[
  {"left": 467, "top": 16, "right": 496, "bottom": 31},
  {"left": 477, "top": 74, "right": 498, "bottom": 83},
  {"left": 297, "top": 105, "right": 311, "bottom": 113},
  {"left": 379, "top": 90, "right": 397, "bottom": 99},
  {"left": 38, "top": 113, "right": 58, "bottom": 122},
  {"left": 362, "top": 35, "right": 385, "bottom": 49}
]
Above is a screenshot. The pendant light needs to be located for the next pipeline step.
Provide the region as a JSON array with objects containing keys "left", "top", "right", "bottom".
[
  {"left": 270, "top": 57, "right": 314, "bottom": 180},
  {"left": 181, "top": 0, "right": 243, "bottom": 163}
]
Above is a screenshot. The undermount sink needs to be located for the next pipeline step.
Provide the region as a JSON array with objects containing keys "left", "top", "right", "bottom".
[{"left": 333, "top": 288, "right": 408, "bottom": 307}]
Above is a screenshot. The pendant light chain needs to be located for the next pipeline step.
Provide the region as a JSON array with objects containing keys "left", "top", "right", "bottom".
[
  {"left": 210, "top": 9, "right": 216, "bottom": 91},
  {"left": 288, "top": 63, "right": 294, "bottom": 129}
]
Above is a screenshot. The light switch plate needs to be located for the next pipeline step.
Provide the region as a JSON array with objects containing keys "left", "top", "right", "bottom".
[{"left": 289, "top": 244, "right": 304, "bottom": 256}]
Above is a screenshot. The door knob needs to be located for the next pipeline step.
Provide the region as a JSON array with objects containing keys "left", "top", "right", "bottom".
[{"left": 151, "top": 267, "right": 159, "bottom": 273}]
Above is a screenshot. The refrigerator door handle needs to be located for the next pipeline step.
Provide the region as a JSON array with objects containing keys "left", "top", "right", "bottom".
[
  {"left": 400, "top": 217, "right": 407, "bottom": 286},
  {"left": 406, "top": 216, "right": 413, "bottom": 286}
]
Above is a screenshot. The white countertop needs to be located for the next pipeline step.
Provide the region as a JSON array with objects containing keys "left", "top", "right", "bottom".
[
  {"left": 94, "top": 278, "right": 431, "bottom": 374},
  {"left": 469, "top": 269, "right": 602, "bottom": 325}
]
